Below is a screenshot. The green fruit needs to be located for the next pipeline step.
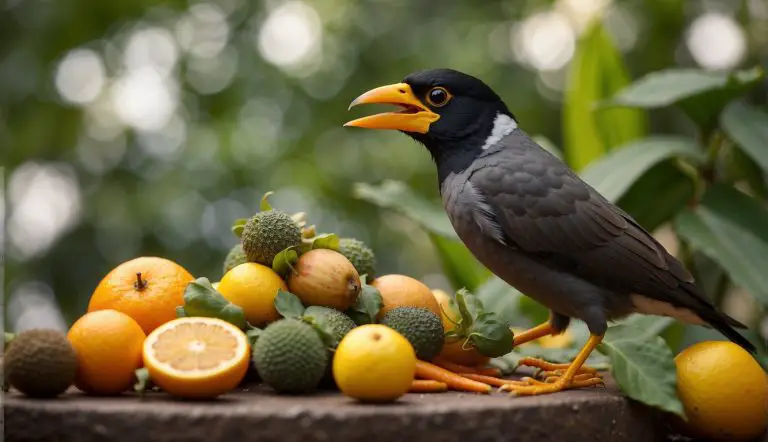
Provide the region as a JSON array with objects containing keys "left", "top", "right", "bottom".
[
  {"left": 222, "top": 243, "right": 247, "bottom": 275},
  {"left": 338, "top": 238, "right": 376, "bottom": 281},
  {"left": 380, "top": 307, "right": 444, "bottom": 361},
  {"left": 4, "top": 329, "right": 78, "bottom": 398},
  {"left": 252, "top": 319, "right": 327, "bottom": 393},
  {"left": 302, "top": 306, "right": 357, "bottom": 389},
  {"left": 241, "top": 210, "right": 302, "bottom": 266},
  {"left": 303, "top": 306, "right": 356, "bottom": 346}
]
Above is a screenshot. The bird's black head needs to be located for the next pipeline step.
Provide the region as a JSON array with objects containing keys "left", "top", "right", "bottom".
[{"left": 345, "top": 68, "right": 516, "bottom": 165}]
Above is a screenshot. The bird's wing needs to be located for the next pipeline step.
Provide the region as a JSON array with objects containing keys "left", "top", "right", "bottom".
[{"left": 467, "top": 133, "right": 697, "bottom": 300}]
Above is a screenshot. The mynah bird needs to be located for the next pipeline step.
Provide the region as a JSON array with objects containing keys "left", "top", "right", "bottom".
[{"left": 344, "top": 68, "right": 755, "bottom": 396}]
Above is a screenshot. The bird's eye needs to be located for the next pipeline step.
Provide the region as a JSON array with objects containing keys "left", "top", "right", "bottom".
[{"left": 426, "top": 87, "right": 451, "bottom": 107}]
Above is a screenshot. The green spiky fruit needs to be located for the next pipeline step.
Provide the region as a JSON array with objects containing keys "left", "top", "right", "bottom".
[
  {"left": 252, "top": 319, "right": 327, "bottom": 393},
  {"left": 380, "top": 307, "right": 444, "bottom": 361},
  {"left": 241, "top": 210, "right": 302, "bottom": 266},
  {"left": 223, "top": 243, "right": 248, "bottom": 275},
  {"left": 4, "top": 329, "right": 78, "bottom": 398},
  {"left": 338, "top": 238, "right": 376, "bottom": 281},
  {"left": 302, "top": 306, "right": 356, "bottom": 389}
]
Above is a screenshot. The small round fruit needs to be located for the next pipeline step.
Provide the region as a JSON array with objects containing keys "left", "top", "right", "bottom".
[
  {"left": 338, "top": 238, "right": 376, "bottom": 281},
  {"left": 88, "top": 256, "right": 195, "bottom": 334},
  {"left": 241, "top": 210, "right": 302, "bottom": 266},
  {"left": 217, "top": 262, "right": 287, "bottom": 327},
  {"left": 675, "top": 341, "right": 768, "bottom": 441},
  {"left": 372, "top": 274, "right": 441, "bottom": 320},
  {"left": 223, "top": 243, "right": 247, "bottom": 275},
  {"left": 432, "top": 289, "right": 460, "bottom": 332},
  {"left": 287, "top": 249, "right": 361, "bottom": 311},
  {"left": 143, "top": 317, "right": 250, "bottom": 399},
  {"left": 4, "top": 329, "right": 77, "bottom": 398},
  {"left": 252, "top": 319, "right": 328, "bottom": 393},
  {"left": 438, "top": 340, "right": 490, "bottom": 367},
  {"left": 67, "top": 310, "right": 146, "bottom": 395},
  {"left": 333, "top": 324, "right": 416, "bottom": 402},
  {"left": 380, "top": 307, "right": 444, "bottom": 361}
]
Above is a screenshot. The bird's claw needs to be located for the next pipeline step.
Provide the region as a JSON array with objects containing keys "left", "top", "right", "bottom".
[
  {"left": 515, "top": 357, "right": 598, "bottom": 379},
  {"left": 499, "top": 374, "right": 604, "bottom": 396}
]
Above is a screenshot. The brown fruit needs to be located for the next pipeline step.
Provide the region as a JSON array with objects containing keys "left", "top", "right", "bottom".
[
  {"left": 371, "top": 274, "right": 441, "bottom": 320},
  {"left": 288, "top": 249, "right": 361, "bottom": 310}
]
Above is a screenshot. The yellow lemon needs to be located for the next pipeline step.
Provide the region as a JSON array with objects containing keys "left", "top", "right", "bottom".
[
  {"left": 217, "top": 262, "right": 287, "bottom": 326},
  {"left": 143, "top": 317, "right": 250, "bottom": 399},
  {"left": 675, "top": 341, "right": 768, "bottom": 441},
  {"left": 333, "top": 324, "right": 416, "bottom": 402}
]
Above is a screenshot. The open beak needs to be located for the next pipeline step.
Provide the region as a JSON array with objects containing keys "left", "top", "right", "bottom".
[{"left": 343, "top": 83, "right": 439, "bottom": 134}]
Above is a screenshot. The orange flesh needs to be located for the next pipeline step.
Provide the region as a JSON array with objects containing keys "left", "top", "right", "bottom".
[{"left": 152, "top": 323, "right": 239, "bottom": 371}]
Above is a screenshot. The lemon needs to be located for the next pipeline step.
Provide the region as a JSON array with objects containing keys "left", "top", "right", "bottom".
[
  {"left": 333, "top": 324, "right": 416, "bottom": 402},
  {"left": 143, "top": 317, "right": 250, "bottom": 399},
  {"left": 675, "top": 341, "right": 768, "bottom": 441},
  {"left": 217, "top": 262, "right": 287, "bottom": 326}
]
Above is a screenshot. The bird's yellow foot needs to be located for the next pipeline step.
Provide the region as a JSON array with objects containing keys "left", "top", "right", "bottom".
[
  {"left": 515, "top": 357, "right": 598, "bottom": 379},
  {"left": 499, "top": 374, "right": 603, "bottom": 396}
]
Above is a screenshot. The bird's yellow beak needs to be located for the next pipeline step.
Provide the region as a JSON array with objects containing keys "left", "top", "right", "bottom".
[{"left": 343, "top": 83, "right": 439, "bottom": 134}]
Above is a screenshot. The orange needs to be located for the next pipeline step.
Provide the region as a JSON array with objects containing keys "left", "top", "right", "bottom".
[
  {"left": 333, "top": 324, "right": 416, "bottom": 402},
  {"left": 143, "top": 317, "right": 249, "bottom": 399},
  {"left": 372, "top": 274, "right": 441, "bottom": 320},
  {"left": 67, "top": 309, "right": 146, "bottom": 395},
  {"left": 217, "top": 263, "right": 287, "bottom": 326},
  {"left": 88, "top": 256, "right": 195, "bottom": 334},
  {"left": 675, "top": 341, "right": 768, "bottom": 441}
]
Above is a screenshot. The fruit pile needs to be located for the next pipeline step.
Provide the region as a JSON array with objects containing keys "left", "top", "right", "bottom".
[{"left": 3, "top": 191, "right": 515, "bottom": 402}]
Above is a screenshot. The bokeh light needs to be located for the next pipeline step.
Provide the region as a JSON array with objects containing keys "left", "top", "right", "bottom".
[
  {"left": 256, "top": 1, "right": 322, "bottom": 74},
  {"left": 686, "top": 13, "right": 746, "bottom": 70},
  {"left": 54, "top": 49, "right": 106, "bottom": 105},
  {"left": 514, "top": 12, "right": 576, "bottom": 72}
]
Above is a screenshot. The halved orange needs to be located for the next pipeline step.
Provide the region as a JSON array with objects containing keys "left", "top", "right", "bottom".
[{"left": 143, "top": 317, "right": 250, "bottom": 399}]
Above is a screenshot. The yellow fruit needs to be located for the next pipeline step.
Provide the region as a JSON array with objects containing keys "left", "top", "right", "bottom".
[
  {"left": 143, "top": 317, "right": 249, "bottom": 399},
  {"left": 675, "top": 341, "right": 768, "bottom": 441},
  {"left": 67, "top": 310, "right": 146, "bottom": 395},
  {"left": 88, "top": 256, "right": 195, "bottom": 334},
  {"left": 432, "top": 288, "right": 489, "bottom": 367},
  {"left": 217, "top": 262, "right": 287, "bottom": 326},
  {"left": 431, "top": 289, "right": 460, "bottom": 332},
  {"left": 287, "top": 249, "right": 361, "bottom": 310},
  {"left": 372, "top": 275, "right": 441, "bottom": 320},
  {"left": 333, "top": 324, "right": 416, "bottom": 402}
]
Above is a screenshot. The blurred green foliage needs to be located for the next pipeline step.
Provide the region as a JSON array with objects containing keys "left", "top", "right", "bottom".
[{"left": 3, "top": 0, "right": 768, "bottom": 337}]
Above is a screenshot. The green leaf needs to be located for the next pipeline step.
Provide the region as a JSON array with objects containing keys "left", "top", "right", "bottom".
[
  {"left": 675, "top": 188, "right": 768, "bottom": 305},
  {"left": 428, "top": 233, "right": 490, "bottom": 292},
  {"left": 608, "top": 67, "right": 764, "bottom": 128},
  {"left": 616, "top": 162, "right": 695, "bottom": 232},
  {"left": 260, "top": 191, "right": 274, "bottom": 211},
  {"left": 308, "top": 321, "right": 338, "bottom": 348},
  {"left": 614, "top": 314, "right": 675, "bottom": 340},
  {"left": 475, "top": 276, "right": 527, "bottom": 328},
  {"left": 246, "top": 327, "right": 262, "bottom": 347},
  {"left": 301, "top": 233, "right": 340, "bottom": 253},
  {"left": 581, "top": 137, "right": 704, "bottom": 202},
  {"left": 179, "top": 277, "right": 247, "bottom": 329},
  {"left": 274, "top": 289, "right": 305, "bottom": 319},
  {"left": 720, "top": 143, "right": 767, "bottom": 198},
  {"left": 354, "top": 180, "right": 457, "bottom": 239},
  {"left": 598, "top": 325, "right": 684, "bottom": 417},
  {"left": 133, "top": 368, "right": 151, "bottom": 395},
  {"left": 175, "top": 306, "right": 187, "bottom": 318},
  {"left": 518, "top": 296, "right": 550, "bottom": 326},
  {"left": 346, "top": 282, "right": 383, "bottom": 325},
  {"left": 468, "top": 313, "right": 515, "bottom": 357},
  {"left": 272, "top": 247, "right": 299, "bottom": 278},
  {"left": 700, "top": 185, "right": 768, "bottom": 243},
  {"left": 721, "top": 101, "right": 768, "bottom": 175},
  {"left": 231, "top": 225, "right": 245, "bottom": 238},
  {"left": 564, "top": 20, "right": 645, "bottom": 171}
]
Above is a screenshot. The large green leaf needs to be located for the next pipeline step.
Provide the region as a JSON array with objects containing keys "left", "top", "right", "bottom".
[
  {"left": 616, "top": 162, "right": 695, "bottom": 232},
  {"left": 429, "top": 233, "right": 490, "bottom": 292},
  {"left": 608, "top": 67, "right": 764, "bottom": 128},
  {"left": 353, "top": 180, "right": 456, "bottom": 239},
  {"left": 700, "top": 185, "right": 768, "bottom": 244},
  {"left": 564, "top": 20, "right": 646, "bottom": 171},
  {"left": 581, "top": 136, "right": 704, "bottom": 202},
  {"left": 675, "top": 201, "right": 768, "bottom": 305},
  {"left": 475, "top": 275, "right": 526, "bottom": 327},
  {"left": 598, "top": 325, "right": 685, "bottom": 417},
  {"left": 721, "top": 101, "right": 768, "bottom": 175}
]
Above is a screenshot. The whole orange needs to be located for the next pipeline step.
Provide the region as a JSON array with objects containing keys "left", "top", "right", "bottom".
[
  {"left": 371, "top": 274, "right": 441, "bottom": 320},
  {"left": 67, "top": 309, "right": 146, "bottom": 395},
  {"left": 88, "top": 256, "right": 195, "bottom": 334}
]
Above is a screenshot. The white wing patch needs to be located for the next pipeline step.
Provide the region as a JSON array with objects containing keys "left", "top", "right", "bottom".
[
  {"left": 481, "top": 113, "right": 518, "bottom": 150},
  {"left": 466, "top": 182, "right": 507, "bottom": 245}
]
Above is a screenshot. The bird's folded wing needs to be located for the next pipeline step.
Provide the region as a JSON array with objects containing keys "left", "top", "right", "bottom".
[{"left": 467, "top": 142, "right": 694, "bottom": 297}]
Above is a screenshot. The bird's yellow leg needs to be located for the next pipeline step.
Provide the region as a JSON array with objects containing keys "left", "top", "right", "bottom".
[
  {"left": 511, "top": 322, "right": 555, "bottom": 346},
  {"left": 502, "top": 334, "right": 605, "bottom": 396},
  {"left": 511, "top": 322, "right": 597, "bottom": 378}
]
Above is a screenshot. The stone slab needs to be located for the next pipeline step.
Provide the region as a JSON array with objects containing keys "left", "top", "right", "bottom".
[{"left": 2, "top": 375, "right": 677, "bottom": 442}]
